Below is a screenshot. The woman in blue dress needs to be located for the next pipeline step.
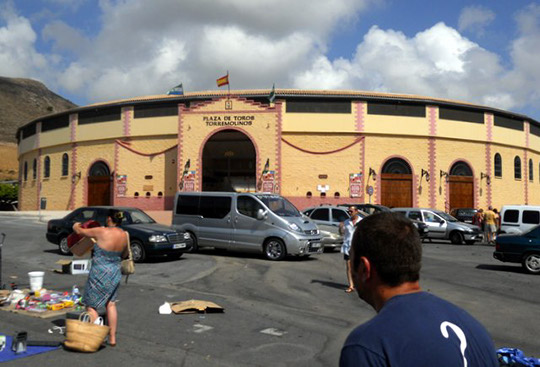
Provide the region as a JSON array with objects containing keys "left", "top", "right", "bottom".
[{"left": 72, "top": 209, "right": 128, "bottom": 347}]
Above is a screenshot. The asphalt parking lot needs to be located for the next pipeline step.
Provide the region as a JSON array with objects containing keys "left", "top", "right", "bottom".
[{"left": 1, "top": 213, "right": 539, "bottom": 366}]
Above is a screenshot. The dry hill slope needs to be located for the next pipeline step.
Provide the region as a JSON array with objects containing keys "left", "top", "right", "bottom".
[{"left": 0, "top": 77, "right": 77, "bottom": 180}]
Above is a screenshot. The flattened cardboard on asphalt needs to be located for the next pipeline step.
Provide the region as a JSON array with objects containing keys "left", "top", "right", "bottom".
[{"left": 170, "top": 300, "right": 224, "bottom": 314}]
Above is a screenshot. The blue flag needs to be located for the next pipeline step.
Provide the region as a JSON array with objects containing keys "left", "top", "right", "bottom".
[{"left": 167, "top": 83, "right": 184, "bottom": 95}]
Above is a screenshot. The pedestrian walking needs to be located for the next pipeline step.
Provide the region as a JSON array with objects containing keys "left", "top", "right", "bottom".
[
  {"left": 472, "top": 209, "right": 484, "bottom": 242},
  {"left": 339, "top": 206, "right": 362, "bottom": 293},
  {"left": 484, "top": 206, "right": 497, "bottom": 244},
  {"left": 340, "top": 212, "right": 498, "bottom": 366}
]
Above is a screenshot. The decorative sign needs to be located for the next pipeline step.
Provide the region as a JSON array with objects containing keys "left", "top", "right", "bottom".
[
  {"left": 183, "top": 170, "right": 196, "bottom": 192},
  {"left": 202, "top": 115, "right": 256, "bottom": 127},
  {"left": 367, "top": 185, "right": 374, "bottom": 196},
  {"left": 349, "top": 173, "right": 363, "bottom": 198},
  {"left": 116, "top": 174, "right": 127, "bottom": 197},
  {"left": 261, "top": 170, "right": 275, "bottom": 193}
]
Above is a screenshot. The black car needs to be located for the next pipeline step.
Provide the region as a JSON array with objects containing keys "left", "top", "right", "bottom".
[
  {"left": 493, "top": 225, "right": 540, "bottom": 274},
  {"left": 450, "top": 208, "right": 477, "bottom": 224},
  {"left": 46, "top": 206, "right": 192, "bottom": 262}
]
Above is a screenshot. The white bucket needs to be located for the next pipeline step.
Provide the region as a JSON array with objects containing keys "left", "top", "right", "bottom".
[{"left": 28, "top": 271, "right": 45, "bottom": 292}]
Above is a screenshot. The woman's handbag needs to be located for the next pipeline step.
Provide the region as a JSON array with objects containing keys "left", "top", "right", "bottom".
[
  {"left": 64, "top": 312, "right": 110, "bottom": 353},
  {"left": 121, "top": 232, "right": 135, "bottom": 282}
]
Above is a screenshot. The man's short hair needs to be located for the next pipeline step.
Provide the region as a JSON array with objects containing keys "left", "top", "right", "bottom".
[{"left": 351, "top": 212, "right": 422, "bottom": 286}]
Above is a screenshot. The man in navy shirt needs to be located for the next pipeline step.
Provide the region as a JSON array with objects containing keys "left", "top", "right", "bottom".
[{"left": 340, "top": 212, "right": 498, "bottom": 366}]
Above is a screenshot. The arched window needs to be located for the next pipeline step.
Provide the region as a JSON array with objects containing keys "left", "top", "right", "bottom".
[
  {"left": 382, "top": 158, "right": 412, "bottom": 174},
  {"left": 514, "top": 156, "right": 522, "bottom": 180},
  {"left": 89, "top": 161, "right": 110, "bottom": 176},
  {"left": 450, "top": 161, "right": 473, "bottom": 176},
  {"left": 32, "top": 159, "right": 37, "bottom": 180},
  {"left": 62, "top": 153, "right": 69, "bottom": 176},
  {"left": 44, "top": 156, "right": 50, "bottom": 178},
  {"left": 529, "top": 159, "right": 534, "bottom": 181},
  {"left": 494, "top": 153, "right": 502, "bottom": 177},
  {"left": 23, "top": 162, "right": 28, "bottom": 181}
]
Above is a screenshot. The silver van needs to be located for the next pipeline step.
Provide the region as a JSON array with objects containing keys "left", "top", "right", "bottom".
[
  {"left": 172, "top": 192, "right": 323, "bottom": 260},
  {"left": 391, "top": 207, "right": 483, "bottom": 245}
]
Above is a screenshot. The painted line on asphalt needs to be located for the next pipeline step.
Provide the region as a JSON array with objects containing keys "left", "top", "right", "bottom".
[
  {"left": 193, "top": 324, "right": 213, "bottom": 333},
  {"left": 260, "top": 328, "right": 287, "bottom": 337}
]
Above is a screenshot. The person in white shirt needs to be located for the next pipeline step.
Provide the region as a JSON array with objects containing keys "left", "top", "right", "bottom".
[{"left": 340, "top": 206, "right": 362, "bottom": 293}]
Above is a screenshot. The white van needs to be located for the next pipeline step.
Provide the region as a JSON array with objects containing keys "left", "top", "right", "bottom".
[
  {"left": 499, "top": 205, "right": 540, "bottom": 234},
  {"left": 172, "top": 192, "right": 323, "bottom": 260}
]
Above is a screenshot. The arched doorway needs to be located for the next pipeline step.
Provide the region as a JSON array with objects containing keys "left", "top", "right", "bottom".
[
  {"left": 202, "top": 130, "right": 256, "bottom": 192},
  {"left": 88, "top": 161, "right": 111, "bottom": 206},
  {"left": 380, "top": 158, "right": 413, "bottom": 208},
  {"left": 449, "top": 161, "right": 474, "bottom": 210}
]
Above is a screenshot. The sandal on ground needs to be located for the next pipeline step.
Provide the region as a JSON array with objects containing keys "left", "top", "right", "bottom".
[{"left": 345, "top": 287, "right": 355, "bottom": 293}]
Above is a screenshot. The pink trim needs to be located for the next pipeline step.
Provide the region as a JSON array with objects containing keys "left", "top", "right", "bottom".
[
  {"left": 377, "top": 156, "right": 416, "bottom": 207},
  {"left": 177, "top": 104, "right": 186, "bottom": 190},
  {"left": 70, "top": 114, "right": 77, "bottom": 142},
  {"left": 486, "top": 113, "right": 493, "bottom": 142},
  {"left": 197, "top": 127, "right": 261, "bottom": 192},
  {"left": 70, "top": 143, "right": 78, "bottom": 210},
  {"left": 355, "top": 101, "right": 365, "bottom": 132},
  {"left": 276, "top": 101, "right": 283, "bottom": 194},
  {"left": 122, "top": 107, "right": 132, "bottom": 137},
  {"left": 116, "top": 139, "right": 177, "bottom": 156},
  {"left": 485, "top": 143, "right": 492, "bottom": 207},
  {"left": 428, "top": 138, "right": 437, "bottom": 208},
  {"left": 360, "top": 137, "right": 365, "bottom": 200},
  {"left": 524, "top": 149, "right": 529, "bottom": 205},
  {"left": 114, "top": 196, "right": 173, "bottom": 210},
  {"left": 428, "top": 106, "right": 437, "bottom": 136},
  {"left": 113, "top": 141, "right": 119, "bottom": 205},
  {"left": 35, "top": 122, "right": 41, "bottom": 150},
  {"left": 281, "top": 136, "right": 363, "bottom": 155},
  {"left": 187, "top": 96, "right": 275, "bottom": 113},
  {"left": 36, "top": 148, "right": 42, "bottom": 209}
]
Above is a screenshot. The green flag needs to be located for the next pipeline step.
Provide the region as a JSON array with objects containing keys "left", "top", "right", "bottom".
[{"left": 268, "top": 84, "right": 275, "bottom": 103}]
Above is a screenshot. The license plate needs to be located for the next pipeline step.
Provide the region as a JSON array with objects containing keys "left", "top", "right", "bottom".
[
  {"left": 309, "top": 242, "right": 321, "bottom": 249},
  {"left": 173, "top": 243, "right": 186, "bottom": 249}
]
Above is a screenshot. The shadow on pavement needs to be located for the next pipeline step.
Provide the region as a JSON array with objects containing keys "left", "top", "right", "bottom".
[
  {"left": 476, "top": 263, "right": 524, "bottom": 274},
  {"left": 310, "top": 279, "right": 347, "bottom": 290}
]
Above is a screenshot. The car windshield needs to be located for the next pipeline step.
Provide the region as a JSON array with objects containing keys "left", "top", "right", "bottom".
[
  {"left": 124, "top": 209, "right": 156, "bottom": 224},
  {"left": 436, "top": 211, "right": 458, "bottom": 222},
  {"left": 257, "top": 195, "right": 301, "bottom": 217}
]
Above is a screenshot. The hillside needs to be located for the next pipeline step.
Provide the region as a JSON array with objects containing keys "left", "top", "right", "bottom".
[{"left": 0, "top": 77, "right": 77, "bottom": 180}]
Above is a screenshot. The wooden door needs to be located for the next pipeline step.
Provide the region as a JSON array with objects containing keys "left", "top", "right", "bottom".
[
  {"left": 88, "top": 176, "right": 111, "bottom": 206},
  {"left": 381, "top": 173, "right": 412, "bottom": 208},
  {"left": 449, "top": 175, "right": 473, "bottom": 210}
]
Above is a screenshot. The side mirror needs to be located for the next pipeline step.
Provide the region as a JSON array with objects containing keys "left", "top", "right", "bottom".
[{"left": 256, "top": 209, "right": 267, "bottom": 220}]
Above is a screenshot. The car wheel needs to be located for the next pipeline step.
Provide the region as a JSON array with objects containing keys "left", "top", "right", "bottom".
[
  {"left": 264, "top": 238, "right": 286, "bottom": 261},
  {"left": 465, "top": 240, "right": 476, "bottom": 245},
  {"left": 130, "top": 240, "right": 146, "bottom": 263},
  {"left": 59, "top": 236, "right": 70, "bottom": 255},
  {"left": 186, "top": 232, "right": 198, "bottom": 253},
  {"left": 449, "top": 231, "right": 464, "bottom": 245},
  {"left": 522, "top": 253, "right": 540, "bottom": 274}
]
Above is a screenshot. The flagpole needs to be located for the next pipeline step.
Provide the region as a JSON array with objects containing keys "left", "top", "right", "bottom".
[{"left": 227, "top": 70, "right": 230, "bottom": 99}]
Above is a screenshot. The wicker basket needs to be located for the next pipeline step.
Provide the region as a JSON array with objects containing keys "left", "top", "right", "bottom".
[{"left": 64, "top": 312, "right": 110, "bottom": 352}]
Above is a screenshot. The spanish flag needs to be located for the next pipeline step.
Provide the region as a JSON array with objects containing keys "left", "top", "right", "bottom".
[{"left": 217, "top": 73, "right": 229, "bottom": 87}]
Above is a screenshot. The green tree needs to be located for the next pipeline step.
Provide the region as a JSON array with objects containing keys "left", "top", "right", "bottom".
[{"left": 0, "top": 183, "right": 18, "bottom": 202}]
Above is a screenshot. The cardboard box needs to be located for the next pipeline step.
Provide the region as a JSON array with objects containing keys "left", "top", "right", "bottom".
[{"left": 56, "top": 259, "right": 92, "bottom": 274}]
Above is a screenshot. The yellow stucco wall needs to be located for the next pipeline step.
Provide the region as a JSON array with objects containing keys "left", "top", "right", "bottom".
[
  {"left": 40, "top": 145, "right": 73, "bottom": 210},
  {"left": 438, "top": 119, "right": 486, "bottom": 143},
  {"left": 489, "top": 145, "right": 526, "bottom": 208},
  {"left": 76, "top": 120, "right": 123, "bottom": 142},
  {"left": 130, "top": 116, "right": 178, "bottom": 137},
  {"left": 281, "top": 111, "right": 355, "bottom": 133},
  {"left": 281, "top": 133, "right": 361, "bottom": 198},
  {"left": 492, "top": 126, "right": 524, "bottom": 147},
  {"left": 180, "top": 98, "right": 278, "bottom": 191},
  {"left": 116, "top": 136, "right": 178, "bottom": 198},
  {"left": 40, "top": 126, "right": 71, "bottom": 148},
  {"left": 364, "top": 114, "right": 428, "bottom": 136}
]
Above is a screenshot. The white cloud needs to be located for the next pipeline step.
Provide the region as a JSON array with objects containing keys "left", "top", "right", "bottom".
[{"left": 458, "top": 5, "right": 495, "bottom": 37}]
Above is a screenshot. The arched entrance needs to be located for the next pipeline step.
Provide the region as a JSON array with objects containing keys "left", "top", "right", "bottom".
[
  {"left": 449, "top": 161, "right": 474, "bottom": 210},
  {"left": 380, "top": 158, "right": 413, "bottom": 208},
  {"left": 87, "top": 161, "right": 111, "bottom": 206},
  {"left": 202, "top": 130, "right": 256, "bottom": 192}
]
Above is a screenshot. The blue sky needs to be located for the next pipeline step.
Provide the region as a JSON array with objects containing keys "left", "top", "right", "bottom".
[{"left": 1, "top": 0, "right": 539, "bottom": 121}]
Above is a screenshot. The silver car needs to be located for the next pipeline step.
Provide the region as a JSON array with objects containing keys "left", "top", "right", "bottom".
[
  {"left": 302, "top": 206, "right": 368, "bottom": 250},
  {"left": 391, "top": 207, "right": 482, "bottom": 245}
]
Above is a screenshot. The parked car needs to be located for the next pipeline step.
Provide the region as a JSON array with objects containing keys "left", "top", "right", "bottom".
[
  {"left": 46, "top": 206, "right": 192, "bottom": 262},
  {"left": 172, "top": 192, "right": 323, "bottom": 261},
  {"left": 499, "top": 205, "right": 540, "bottom": 235},
  {"left": 493, "top": 225, "right": 540, "bottom": 274},
  {"left": 302, "top": 206, "right": 368, "bottom": 250},
  {"left": 450, "top": 208, "right": 477, "bottom": 224},
  {"left": 340, "top": 203, "right": 391, "bottom": 215},
  {"left": 391, "top": 207, "right": 482, "bottom": 244}
]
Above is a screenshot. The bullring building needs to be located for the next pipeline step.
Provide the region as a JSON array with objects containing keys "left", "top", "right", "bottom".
[{"left": 16, "top": 89, "right": 540, "bottom": 212}]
